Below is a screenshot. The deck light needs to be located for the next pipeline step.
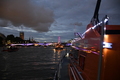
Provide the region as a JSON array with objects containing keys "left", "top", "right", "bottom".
[{"left": 103, "top": 42, "right": 112, "bottom": 48}]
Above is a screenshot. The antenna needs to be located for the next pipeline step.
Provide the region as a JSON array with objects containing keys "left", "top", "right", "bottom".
[{"left": 91, "top": 0, "right": 101, "bottom": 25}]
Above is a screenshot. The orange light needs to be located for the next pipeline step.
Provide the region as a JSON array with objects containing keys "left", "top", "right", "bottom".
[
  {"left": 103, "top": 35, "right": 112, "bottom": 48},
  {"left": 104, "top": 35, "right": 109, "bottom": 42}
]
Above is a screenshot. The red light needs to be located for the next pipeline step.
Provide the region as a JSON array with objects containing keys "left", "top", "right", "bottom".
[{"left": 91, "top": 47, "right": 94, "bottom": 48}]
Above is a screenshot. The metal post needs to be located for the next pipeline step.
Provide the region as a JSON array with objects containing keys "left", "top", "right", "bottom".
[{"left": 97, "top": 16, "right": 108, "bottom": 80}]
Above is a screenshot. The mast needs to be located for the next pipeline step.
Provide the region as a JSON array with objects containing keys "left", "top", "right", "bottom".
[{"left": 91, "top": 0, "right": 101, "bottom": 25}]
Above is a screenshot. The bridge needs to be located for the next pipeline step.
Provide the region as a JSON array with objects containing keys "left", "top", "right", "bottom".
[
  {"left": 10, "top": 42, "right": 72, "bottom": 47},
  {"left": 11, "top": 42, "right": 53, "bottom": 46}
]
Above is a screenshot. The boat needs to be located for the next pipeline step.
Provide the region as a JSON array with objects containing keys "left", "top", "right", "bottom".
[
  {"left": 54, "top": 0, "right": 120, "bottom": 80},
  {"left": 55, "top": 43, "right": 64, "bottom": 49},
  {"left": 68, "top": 0, "right": 120, "bottom": 80},
  {"left": 2, "top": 46, "right": 19, "bottom": 52}
]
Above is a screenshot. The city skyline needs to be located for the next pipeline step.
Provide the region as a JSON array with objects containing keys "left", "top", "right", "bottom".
[{"left": 0, "top": 0, "right": 120, "bottom": 42}]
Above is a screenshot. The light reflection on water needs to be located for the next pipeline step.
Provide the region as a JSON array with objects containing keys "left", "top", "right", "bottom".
[{"left": 0, "top": 46, "right": 70, "bottom": 80}]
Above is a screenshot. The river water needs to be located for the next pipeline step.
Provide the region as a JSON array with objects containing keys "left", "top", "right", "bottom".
[{"left": 0, "top": 46, "right": 70, "bottom": 80}]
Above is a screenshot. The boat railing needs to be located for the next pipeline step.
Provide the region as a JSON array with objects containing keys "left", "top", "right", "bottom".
[
  {"left": 81, "top": 15, "right": 109, "bottom": 38},
  {"left": 70, "top": 57, "right": 84, "bottom": 80}
]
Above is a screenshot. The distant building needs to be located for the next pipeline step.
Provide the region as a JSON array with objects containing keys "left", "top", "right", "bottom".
[
  {"left": 0, "top": 33, "right": 6, "bottom": 46},
  {"left": 20, "top": 32, "right": 24, "bottom": 40}
]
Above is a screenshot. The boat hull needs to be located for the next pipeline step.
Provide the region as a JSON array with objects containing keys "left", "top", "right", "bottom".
[{"left": 69, "top": 25, "right": 120, "bottom": 80}]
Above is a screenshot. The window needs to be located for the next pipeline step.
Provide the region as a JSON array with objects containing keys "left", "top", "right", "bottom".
[{"left": 79, "top": 55, "right": 85, "bottom": 70}]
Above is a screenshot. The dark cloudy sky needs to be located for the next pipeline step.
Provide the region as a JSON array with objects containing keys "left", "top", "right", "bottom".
[{"left": 0, "top": 0, "right": 120, "bottom": 42}]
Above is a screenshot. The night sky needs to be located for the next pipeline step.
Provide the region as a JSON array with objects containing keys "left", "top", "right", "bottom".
[{"left": 0, "top": 0, "right": 120, "bottom": 42}]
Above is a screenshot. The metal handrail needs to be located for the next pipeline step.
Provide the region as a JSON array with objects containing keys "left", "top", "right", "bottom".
[
  {"left": 70, "top": 58, "right": 84, "bottom": 80},
  {"left": 70, "top": 67, "right": 77, "bottom": 80}
]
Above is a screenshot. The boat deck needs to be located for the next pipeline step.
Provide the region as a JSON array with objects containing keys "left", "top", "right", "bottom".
[{"left": 59, "top": 55, "right": 70, "bottom": 80}]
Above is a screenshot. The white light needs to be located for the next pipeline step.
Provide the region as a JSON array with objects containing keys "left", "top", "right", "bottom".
[
  {"left": 66, "top": 53, "right": 69, "bottom": 57},
  {"left": 104, "top": 17, "right": 109, "bottom": 23},
  {"left": 103, "top": 42, "right": 112, "bottom": 48}
]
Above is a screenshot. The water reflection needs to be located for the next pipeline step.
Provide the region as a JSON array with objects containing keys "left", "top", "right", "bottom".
[
  {"left": 53, "top": 49, "right": 63, "bottom": 54},
  {"left": 0, "top": 47, "right": 70, "bottom": 80}
]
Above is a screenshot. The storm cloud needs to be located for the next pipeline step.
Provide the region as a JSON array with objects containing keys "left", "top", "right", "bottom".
[
  {"left": 0, "top": 0, "right": 54, "bottom": 32},
  {"left": 0, "top": 0, "right": 120, "bottom": 42}
]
